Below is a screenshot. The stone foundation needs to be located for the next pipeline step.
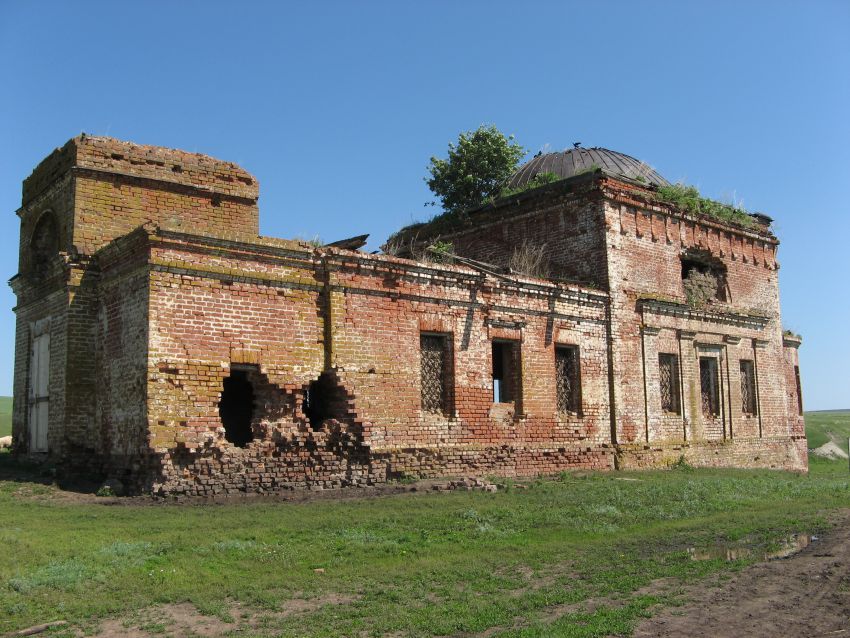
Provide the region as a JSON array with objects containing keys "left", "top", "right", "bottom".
[{"left": 616, "top": 436, "right": 809, "bottom": 472}]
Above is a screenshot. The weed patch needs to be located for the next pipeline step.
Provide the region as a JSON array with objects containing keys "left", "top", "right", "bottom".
[{"left": 654, "top": 183, "right": 756, "bottom": 229}]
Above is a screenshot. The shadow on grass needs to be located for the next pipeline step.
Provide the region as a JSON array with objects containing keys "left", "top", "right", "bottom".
[{"left": 0, "top": 450, "right": 103, "bottom": 495}]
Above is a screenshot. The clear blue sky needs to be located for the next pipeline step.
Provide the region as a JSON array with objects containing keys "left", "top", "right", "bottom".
[{"left": 1, "top": 1, "right": 848, "bottom": 410}]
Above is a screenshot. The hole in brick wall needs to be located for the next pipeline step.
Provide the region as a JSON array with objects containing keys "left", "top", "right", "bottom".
[
  {"left": 304, "top": 372, "right": 350, "bottom": 430},
  {"left": 211, "top": 195, "right": 221, "bottom": 207},
  {"left": 110, "top": 153, "right": 125, "bottom": 160},
  {"left": 681, "top": 250, "right": 728, "bottom": 305},
  {"left": 172, "top": 164, "right": 183, "bottom": 173},
  {"left": 219, "top": 369, "right": 255, "bottom": 447}
]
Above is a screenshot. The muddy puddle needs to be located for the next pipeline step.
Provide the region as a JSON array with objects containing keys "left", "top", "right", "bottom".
[{"left": 688, "top": 533, "right": 816, "bottom": 562}]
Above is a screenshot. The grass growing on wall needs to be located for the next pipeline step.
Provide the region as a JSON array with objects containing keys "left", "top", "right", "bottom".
[
  {"left": 654, "top": 184, "right": 756, "bottom": 229},
  {"left": 0, "top": 416, "right": 848, "bottom": 637}
]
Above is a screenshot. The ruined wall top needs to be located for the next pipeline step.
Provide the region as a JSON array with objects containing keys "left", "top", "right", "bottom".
[
  {"left": 18, "top": 136, "right": 261, "bottom": 261},
  {"left": 22, "top": 135, "right": 259, "bottom": 207}
]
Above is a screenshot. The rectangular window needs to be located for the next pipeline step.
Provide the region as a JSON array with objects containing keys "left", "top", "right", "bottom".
[
  {"left": 658, "top": 353, "right": 681, "bottom": 414},
  {"left": 492, "top": 340, "right": 519, "bottom": 404},
  {"left": 699, "top": 357, "right": 720, "bottom": 417},
  {"left": 794, "top": 365, "right": 803, "bottom": 415},
  {"left": 420, "top": 334, "right": 450, "bottom": 414},
  {"left": 555, "top": 345, "right": 581, "bottom": 414},
  {"left": 740, "top": 360, "right": 757, "bottom": 415}
]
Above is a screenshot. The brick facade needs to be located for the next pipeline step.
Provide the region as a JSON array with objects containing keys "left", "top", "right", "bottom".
[{"left": 10, "top": 136, "right": 806, "bottom": 496}]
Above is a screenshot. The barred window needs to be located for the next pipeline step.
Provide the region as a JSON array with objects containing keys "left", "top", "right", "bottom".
[
  {"left": 421, "top": 334, "right": 450, "bottom": 414},
  {"left": 699, "top": 357, "right": 720, "bottom": 417},
  {"left": 658, "top": 353, "right": 681, "bottom": 414},
  {"left": 740, "top": 360, "right": 757, "bottom": 415},
  {"left": 492, "top": 340, "right": 520, "bottom": 404},
  {"left": 555, "top": 345, "right": 581, "bottom": 414},
  {"left": 794, "top": 365, "right": 803, "bottom": 415}
]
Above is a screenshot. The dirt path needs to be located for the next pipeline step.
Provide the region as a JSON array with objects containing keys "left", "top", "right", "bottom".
[{"left": 633, "top": 512, "right": 850, "bottom": 638}]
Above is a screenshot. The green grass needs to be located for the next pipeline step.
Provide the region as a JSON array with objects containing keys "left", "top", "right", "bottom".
[
  {"left": 0, "top": 411, "right": 848, "bottom": 636},
  {"left": 805, "top": 409, "right": 850, "bottom": 453},
  {"left": 0, "top": 396, "right": 11, "bottom": 437},
  {"left": 1, "top": 456, "right": 849, "bottom": 636}
]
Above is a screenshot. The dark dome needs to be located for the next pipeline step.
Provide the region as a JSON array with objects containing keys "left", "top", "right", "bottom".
[{"left": 507, "top": 146, "right": 669, "bottom": 189}]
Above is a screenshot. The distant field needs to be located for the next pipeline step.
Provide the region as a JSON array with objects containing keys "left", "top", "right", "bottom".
[
  {"left": 0, "top": 396, "right": 10, "bottom": 437},
  {"left": 805, "top": 410, "right": 850, "bottom": 453}
]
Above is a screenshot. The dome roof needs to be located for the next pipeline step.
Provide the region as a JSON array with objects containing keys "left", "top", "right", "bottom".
[{"left": 507, "top": 146, "right": 669, "bottom": 189}]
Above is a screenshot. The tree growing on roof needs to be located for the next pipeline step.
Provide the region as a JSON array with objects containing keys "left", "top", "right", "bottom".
[{"left": 426, "top": 125, "right": 526, "bottom": 215}]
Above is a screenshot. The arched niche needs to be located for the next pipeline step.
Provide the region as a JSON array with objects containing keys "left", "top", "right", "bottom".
[{"left": 29, "top": 212, "right": 59, "bottom": 276}]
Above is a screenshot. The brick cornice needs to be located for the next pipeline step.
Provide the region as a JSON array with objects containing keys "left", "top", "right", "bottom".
[
  {"left": 72, "top": 167, "right": 258, "bottom": 204},
  {"left": 639, "top": 297, "right": 771, "bottom": 329},
  {"left": 600, "top": 178, "right": 778, "bottom": 245},
  {"left": 782, "top": 334, "right": 802, "bottom": 349}
]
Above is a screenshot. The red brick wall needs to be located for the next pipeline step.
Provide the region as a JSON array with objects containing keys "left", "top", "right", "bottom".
[
  {"left": 783, "top": 337, "right": 805, "bottom": 438},
  {"left": 11, "top": 138, "right": 807, "bottom": 494},
  {"left": 394, "top": 179, "right": 609, "bottom": 288},
  {"left": 22, "top": 135, "right": 259, "bottom": 259},
  {"left": 11, "top": 163, "right": 75, "bottom": 457},
  {"left": 140, "top": 231, "right": 613, "bottom": 495},
  {"left": 13, "top": 133, "right": 257, "bottom": 476},
  {"left": 600, "top": 183, "right": 804, "bottom": 470}
]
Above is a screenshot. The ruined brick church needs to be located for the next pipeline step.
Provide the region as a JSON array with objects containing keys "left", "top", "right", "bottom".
[{"left": 11, "top": 135, "right": 806, "bottom": 495}]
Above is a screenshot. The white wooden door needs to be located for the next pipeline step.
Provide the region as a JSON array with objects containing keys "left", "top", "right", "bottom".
[{"left": 28, "top": 332, "right": 50, "bottom": 452}]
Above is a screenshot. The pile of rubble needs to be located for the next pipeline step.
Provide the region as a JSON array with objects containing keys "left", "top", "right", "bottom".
[{"left": 431, "top": 477, "right": 500, "bottom": 492}]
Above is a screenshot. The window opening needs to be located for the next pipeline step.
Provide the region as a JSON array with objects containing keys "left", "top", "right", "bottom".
[
  {"left": 492, "top": 340, "right": 519, "bottom": 404},
  {"left": 794, "top": 365, "right": 803, "bottom": 415},
  {"left": 740, "top": 360, "right": 757, "bottom": 415},
  {"left": 219, "top": 368, "right": 255, "bottom": 446},
  {"left": 659, "top": 353, "right": 681, "bottom": 414},
  {"left": 555, "top": 345, "right": 581, "bottom": 414},
  {"left": 699, "top": 357, "right": 720, "bottom": 417},
  {"left": 421, "top": 334, "right": 450, "bottom": 414}
]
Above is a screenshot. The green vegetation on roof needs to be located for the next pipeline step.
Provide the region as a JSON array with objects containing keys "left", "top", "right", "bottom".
[
  {"left": 498, "top": 171, "right": 562, "bottom": 199},
  {"left": 386, "top": 177, "right": 765, "bottom": 255},
  {"left": 652, "top": 183, "right": 756, "bottom": 229},
  {"left": 386, "top": 172, "right": 567, "bottom": 249}
]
